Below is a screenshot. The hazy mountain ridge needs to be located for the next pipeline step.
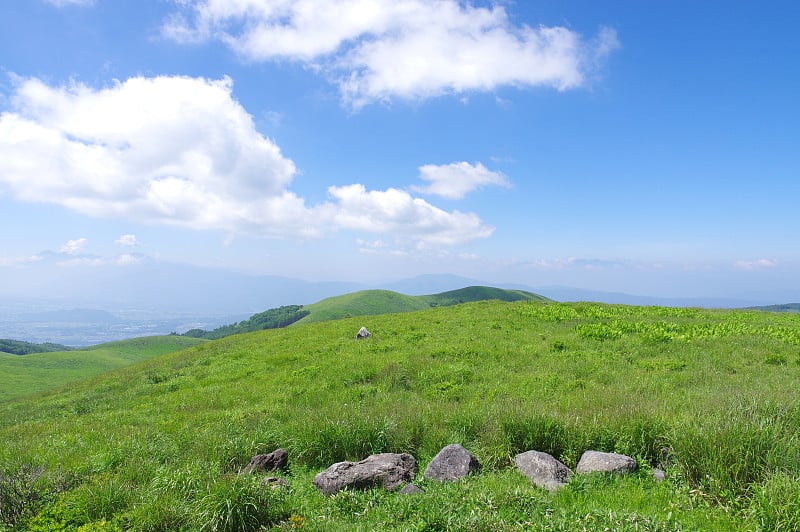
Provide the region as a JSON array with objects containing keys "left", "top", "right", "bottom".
[{"left": 2, "top": 261, "right": 797, "bottom": 346}]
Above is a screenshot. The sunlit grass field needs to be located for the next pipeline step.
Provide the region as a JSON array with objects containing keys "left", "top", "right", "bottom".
[
  {"left": 0, "top": 336, "right": 206, "bottom": 402},
  {"left": 1, "top": 300, "right": 799, "bottom": 530}
]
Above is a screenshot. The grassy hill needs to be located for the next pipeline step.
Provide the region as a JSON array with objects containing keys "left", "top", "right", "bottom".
[
  {"left": 0, "top": 335, "right": 206, "bottom": 402},
  {"left": 1, "top": 288, "right": 545, "bottom": 402},
  {"left": 748, "top": 302, "right": 800, "bottom": 312},
  {"left": 296, "top": 285, "right": 547, "bottom": 324},
  {"left": 1, "top": 300, "right": 799, "bottom": 530}
]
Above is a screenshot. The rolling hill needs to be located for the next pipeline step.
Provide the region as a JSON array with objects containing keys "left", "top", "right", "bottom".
[
  {"left": 295, "top": 285, "right": 548, "bottom": 324},
  {"left": 1, "top": 300, "right": 798, "bottom": 529},
  {"left": 0, "top": 287, "right": 544, "bottom": 401},
  {"left": 0, "top": 335, "right": 206, "bottom": 402}
]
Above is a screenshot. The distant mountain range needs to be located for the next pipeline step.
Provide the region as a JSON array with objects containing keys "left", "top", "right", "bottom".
[
  {"left": 1, "top": 256, "right": 796, "bottom": 320},
  {"left": 745, "top": 303, "right": 800, "bottom": 313}
]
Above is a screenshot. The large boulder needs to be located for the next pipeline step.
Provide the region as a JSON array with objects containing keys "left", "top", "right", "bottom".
[
  {"left": 355, "top": 327, "right": 371, "bottom": 339},
  {"left": 313, "top": 453, "right": 416, "bottom": 495},
  {"left": 576, "top": 451, "right": 637, "bottom": 475},
  {"left": 424, "top": 444, "right": 480, "bottom": 481},
  {"left": 242, "top": 448, "right": 288, "bottom": 474},
  {"left": 514, "top": 450, "right": 571, "bottom": 490}
]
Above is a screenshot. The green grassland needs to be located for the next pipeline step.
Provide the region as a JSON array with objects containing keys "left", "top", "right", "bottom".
[
  {"left": 0, "top": 336, "right": 206, "bottom": 402},
  {"left": 296, "top": 286, "right": 547, "bottom": 324},
  {"left": 1, "top": 300, "right": 799, "bottom": 530}
]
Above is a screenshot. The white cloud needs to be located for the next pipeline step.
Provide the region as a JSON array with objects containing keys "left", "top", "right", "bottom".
[
  {"left": 413, "top": 161, "right": 510, "bottom": 199},
  {"left": 326, "top": 184, "right": 494, "bottom": 247},
  {"left": 0, "top": 75, "right": 494, "bottom": 249},
  {"left": 734, "top": 259, "right": 777, "bottom": 271},
  {"left": 117, "top": 253, "right": 143, "bottom": 265},
  {"left": 60, "top": 238, "right": 88, "bottom": 255},
  {"left": 0, "top": 75, "right": 305, "bottom": 235},
  {"left": 116, "top": 234, "right": 138, "bottom": 247},
  {"left": 163, "top": 0, "right": 619, "bottom": 108}
]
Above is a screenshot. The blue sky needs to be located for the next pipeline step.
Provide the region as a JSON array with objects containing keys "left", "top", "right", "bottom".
[{"left": 1, "top": 0, "right": 798, "bottom": 302}]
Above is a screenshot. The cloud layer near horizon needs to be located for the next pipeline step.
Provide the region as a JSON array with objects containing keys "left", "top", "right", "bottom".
[
  {"left": 162, "top": 0, "right": 619, "bottom": 108},
  {"left": 0, "top": 75, "right": 493, "bottom": 247}
]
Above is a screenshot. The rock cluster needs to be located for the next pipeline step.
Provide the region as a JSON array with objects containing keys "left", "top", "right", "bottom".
[
  {"left": 513, "top": 449, "right": 640, "bottom": 491},
  {"left": 241, "top": 445, "right": 655, "bottom": 498}
]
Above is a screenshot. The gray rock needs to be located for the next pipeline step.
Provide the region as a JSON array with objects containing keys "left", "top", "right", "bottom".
[
  {"left": 356, "top": 327, "right": 371, "bottom": 339},
  {"left": 242, "top": 448, "right": 288, "bottom": 474},
  {"left": 576, "top": 451, "right": 637, "bottom": 475},
  {"left": 399, "top": 483, "right": 425, "bottom": 495},
  {"left": 652, "top": 468, "right": 666, "bottom": 482},
  {"left": 424, "top": 444, "right": 480, "bottom": 481},
  {"left": 513, "top": 450, "right": 571, "bottom": 490},
  {"left": 313, "top": 453, "right": 416, "bottom": 495}
]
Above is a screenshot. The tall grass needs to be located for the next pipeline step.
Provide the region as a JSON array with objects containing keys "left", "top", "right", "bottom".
[{"left": 1, "top": 300, "right": 799, "bottom": 529}]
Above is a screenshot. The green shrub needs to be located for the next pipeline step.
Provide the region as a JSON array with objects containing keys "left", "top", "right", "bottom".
[{"left": 0, "top": 464, "right": 78, "bottom": 529}]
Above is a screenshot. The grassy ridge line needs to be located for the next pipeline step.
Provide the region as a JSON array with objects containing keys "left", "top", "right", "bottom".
[
  {"left": 296, "top": 285, "right": 548, "bottom": 324},
  {"left": 1, "top": 300, "right": 798, "bottom": 529},
  {"left": 0, "top": 335, "right": 206, "bottom": 402}
]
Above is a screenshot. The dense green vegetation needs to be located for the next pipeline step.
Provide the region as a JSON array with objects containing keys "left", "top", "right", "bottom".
[
  {"left": 749, "top": 302, "right": 800, "bottom": 313},
  {"left": 0, "top": 336, "right": 206, "bottom": 402},
  {"left": 182, "top": 305, "right": 310, "bottom": 340},
  {"left": 1, "top": 300, "right": 799, "bottom": 530},
  {"left": 0, "top": 339, "right": 72, "bottom": 356},
  {"left": 297, "top": 286, "right": 547, "bottom": 324}
]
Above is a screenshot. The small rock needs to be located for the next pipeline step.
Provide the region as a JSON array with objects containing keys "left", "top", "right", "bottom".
[
  {"left": 356, "top": 327, "right": 371, "bottom": 339},
  {"left": 514, "top": 450, "right": 571, "bottom": 490},
  {"left": 424, "top": 444, "right": 480, "bottom": 481},
  {"left": 399, "top": 483, "right": 425, "bottom": 495},
  {"left": 652, "top": 468, "right": 666, "bottom": 482},
  {"left": 576, "top": 451, "right": 637, "bottom": 475},
  {"left": 242, "top": 448, "right": 288, "bottom": 474},
  {"left": 313, "top": 453, "right": 416, "bottom": 495}
]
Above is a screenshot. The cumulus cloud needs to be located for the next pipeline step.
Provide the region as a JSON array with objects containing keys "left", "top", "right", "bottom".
[
  {"left": 60, "top": 238, "right": 88, "bottom": 255},
  {"left": 162, "top": 0, "right": 619, "bottom": 108},
  {"left": 116, "top": 234, "right": 139, "bottom": 247},
  {"left": 326, "top": 184, "right": 494, "bottom": 247},
  {"left": 413, "top": 161, "right": 510, "bottom": 199},
  {"left": 0, "top": 75, "right": 306, "bottom": 234},
  {"left": 0, "top": 75, "right": 493, "bottom": 248}
]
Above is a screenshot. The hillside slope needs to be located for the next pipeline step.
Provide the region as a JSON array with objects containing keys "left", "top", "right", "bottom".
[
  {"left": 296, "top": 285, "right": 547, "bottom": 324},
  {"left": 0, "top": 335, "right": 206, "bottom": 402},
  {"left": 1, "top": 301, "right": 797, "bottom": 529}
]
